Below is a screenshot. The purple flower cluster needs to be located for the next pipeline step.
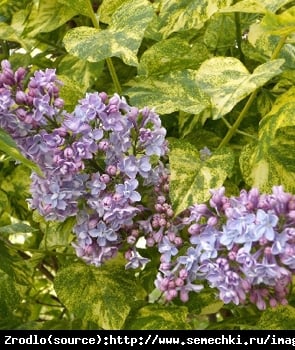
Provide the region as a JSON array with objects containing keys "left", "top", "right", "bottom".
[
  {"left": 2, "top": 60, "right": 295, "bottom": 310},
  {"left": 156, "top": 186, "right": 295, "bottom": 309},
  {"left": 0, "top": 60, "right": 168, "bottom": 266}
]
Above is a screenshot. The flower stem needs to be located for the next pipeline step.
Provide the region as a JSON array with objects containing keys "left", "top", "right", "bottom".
[
  {"left": 86, "top": 0, "right": 122, "bottom": 95},
  {"left": 217, "top": 35, "right": 287, "bottom": 150}
]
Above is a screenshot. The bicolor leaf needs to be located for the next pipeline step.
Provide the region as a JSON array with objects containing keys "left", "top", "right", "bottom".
[
  {"left": 54, "top": 261, "right": 142, "bottom": 329},
  {"left": 127, "top": 70, "right": 210, "bottom": 115},
  {"left": 138, "top": 37, "right": 210, "bottom": 76},
  {"left": 24, "top": 0, "right": 79, "bottom": 37},
  {"left": 240, "top": 87, "right": 295, "bottom": 192},
  {"left": 195, "top": 57, "right": 284, "bottom": 119},
  {"left": 63, "top": 0, "right": 153, "bottom": 66},
  {"left": 220, "top": 0, "right": 293, "bottom": 13},
  {"left": 169, "top": 139, "right": 234, "bottom": 215},
  {"left": 157, "top": 0, "right": 233, "bottom": 39},
  {"left": 125, "top": 304, "right": 190, "bottom": 330}
]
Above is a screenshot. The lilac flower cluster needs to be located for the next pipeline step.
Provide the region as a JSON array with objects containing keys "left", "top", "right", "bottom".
[
  {"left": 2, "top": 60, "right": 295, "bottom": 310},
  {"left": 0, "top": 60, "right": 168, "bottom": 266},
  {"left": 156, "top": 186, "right": 295, "bottom": 310}
]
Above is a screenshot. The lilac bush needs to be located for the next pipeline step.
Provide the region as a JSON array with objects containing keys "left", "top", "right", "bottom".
[{"left": 1, "top": 59, "right": 295, "bottom": 311}]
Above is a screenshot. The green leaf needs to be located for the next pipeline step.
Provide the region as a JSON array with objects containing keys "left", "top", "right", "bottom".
[
  {"left": 0, "top": 190, "right": 9, "bottom": 217},
  {"left": 57, "top": 55, "right": 104, "bottom": 90},
  {"left": 0, "top": 0, "right": 31, "bottom": 21},
  {"left": 0, "top": 22, "right": 21, "bottom": 42},
  {"left": 24, "top": 0, "right": 80, "bottom": 37},
  {"left": 54, "top": 260, "right": 140, "bottom": 329},
  {"left": 0, "top": 271, "right": 21, "bottom": 319},
  {"left": 124, "top": 304, "right": 191, "bottom": 330},
  {"left": 57, "top": 0, "right": 93, "bottom": 18},
  {"left": 240, "top": 87, "right": 295, "bottom": 192},
  {"left": 63, "top": 0, "right": 154, "bottom": 66},
  {"left": 261, "top": 7, "right": 295, "bottom": 36},
  {"left": 0, "top": 241, "right": 32, "bottom": 285},
  {"left": 138, "top": 37, "right": 210, "bottom": 76},
  {"left": 204, "top": 13, "right": 236, "bottom": 53},
  {"left": 220, "top": 0, "right": 293, "bottom": 13},
  {"left": 127, "top": 70, "right": 210, "bottom": 114},
  {"left": 157, "top": 0, "right": 233, "bottom": 39},
  {"left": 0, "top": 223, "right": 35, "bottom": 235},
  {"left": 38, "top": 215, "right": 75, "bottom": 249},
  {"left": 0, "top": 10, "right": 35, "bottom": 50},
  {"left": 258, "top": 305, "right": 295, "bottom": 330},
  {"left": 0, "top": 129, "right": 43, "bottom": 176},
  {"left": 98, "top": 0, "right": 128, "bottom": 24},
  {"left": 247, "top": 23, "right": 295, "bottom": 70},
  {"left": 58, "top": 75, "right": 87, "bottom": 112},
  {"left": 169, "top": 139, "right": 234, "bottom": 215},
  {"left": 195, "top": 57, "right": 284, "bottom": 119}
]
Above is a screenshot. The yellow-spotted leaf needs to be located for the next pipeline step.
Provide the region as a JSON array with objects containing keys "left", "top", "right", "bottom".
[
  {"left": 124, "top": 304, "right": 191, "bottom": 330},
  {"left": 157, "top": 0, "right": 233, "bottom": 39},
  {"left": 0, "top": 271, "right": 21, "bottom": 317},
  {"left": 240, "top": 87, "right": 295, "bottom": 192},
  {"left": 24, "top": 0, "right": 80, "bottom": 37},
  {"left": 138, "top": 37, "right": 210, "bottom": 76},
  {"left": 98, "top": 0, "right": 128, "bottom": 24},
  {"left": 220, "top": 0, "right": 293, "bottom": 13},
  {"left": 258, "top": 305, "right": 295, "bottom": 330},
  {"left": 63, "top": 0, "right": 153, "bottom": 66},
  {"left": 204, "top": 13, "right": 236, "bottom": 53},
  {"left": 54, "top": 261, "right": 143, "bottom": 329},
  {"left": 248, "top": 23, "right": 295, "bottom": 70},
  {"left": 195, "top": 57, "right": 284, "bottom": 119},
  {"left": 57, "top": 0, "right": 93, "bottom": 18},
  {"left": 57, "top": 55, "right": 104, "bottom": 90},
  {"left": 58, "top": 75, "right": 87, "bottom": 112},
  {"left": 127, "top": 70, "right": 210, "bottom": 115},
  {"left": 169, "top": 139, "right": 234, "bottom": 216}
]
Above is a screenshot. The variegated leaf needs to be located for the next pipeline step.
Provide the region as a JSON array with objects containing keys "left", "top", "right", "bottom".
[
  {"left": 58, "top": 74, "right": 87, "bottom": 112},
  {"left": 204, "top": 13, "right": 236, "bottom": 53},
  {"left": 24, "top": 0, "right": 79, "bottom": 37},
  {"left": 125, "top": 304, "right": 191, "bottom": 330},
  {"left": 127, "top": 70, "right": 210, "bottom": 114},
  {"left": 57, "top": 55, "right": 104, "bottom": 90},
  {"left": 0, "top": 271, "right": 21, "bottom": 317},
  {"left": 240, "top": 87, "right": 295, "bottom": 192},
  {"left": 195, "top": 57, "right": 284, "bottom": 119},
  {"left": 138, "top": 37, "right": 210, "bottom": 76},
  {"left": 157, "top": 0, "right": 233, "bottom": 39},
  {"left": 63, "top": 0, "right": 153, "bottom": 66},
  {"left": 54, "top": 260, "right": 143, "bottom": 329},
  {"left": 57, "top": 0, "right": 93, "bottom": 18},
  {"left": 248, "top": 23, "right": 295, "bottom": 69},
  {"left": 98, "top": 0, "right": 128, "bottom": 24},
  {"left": 220, "top": 0, "right": 293, "bottom": 13},
  {"left": 258, "top": 305, "right": 295, "bottom": 330},
  {"left": 169, "top": 139, "right": 234, "bottom": 216}
]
